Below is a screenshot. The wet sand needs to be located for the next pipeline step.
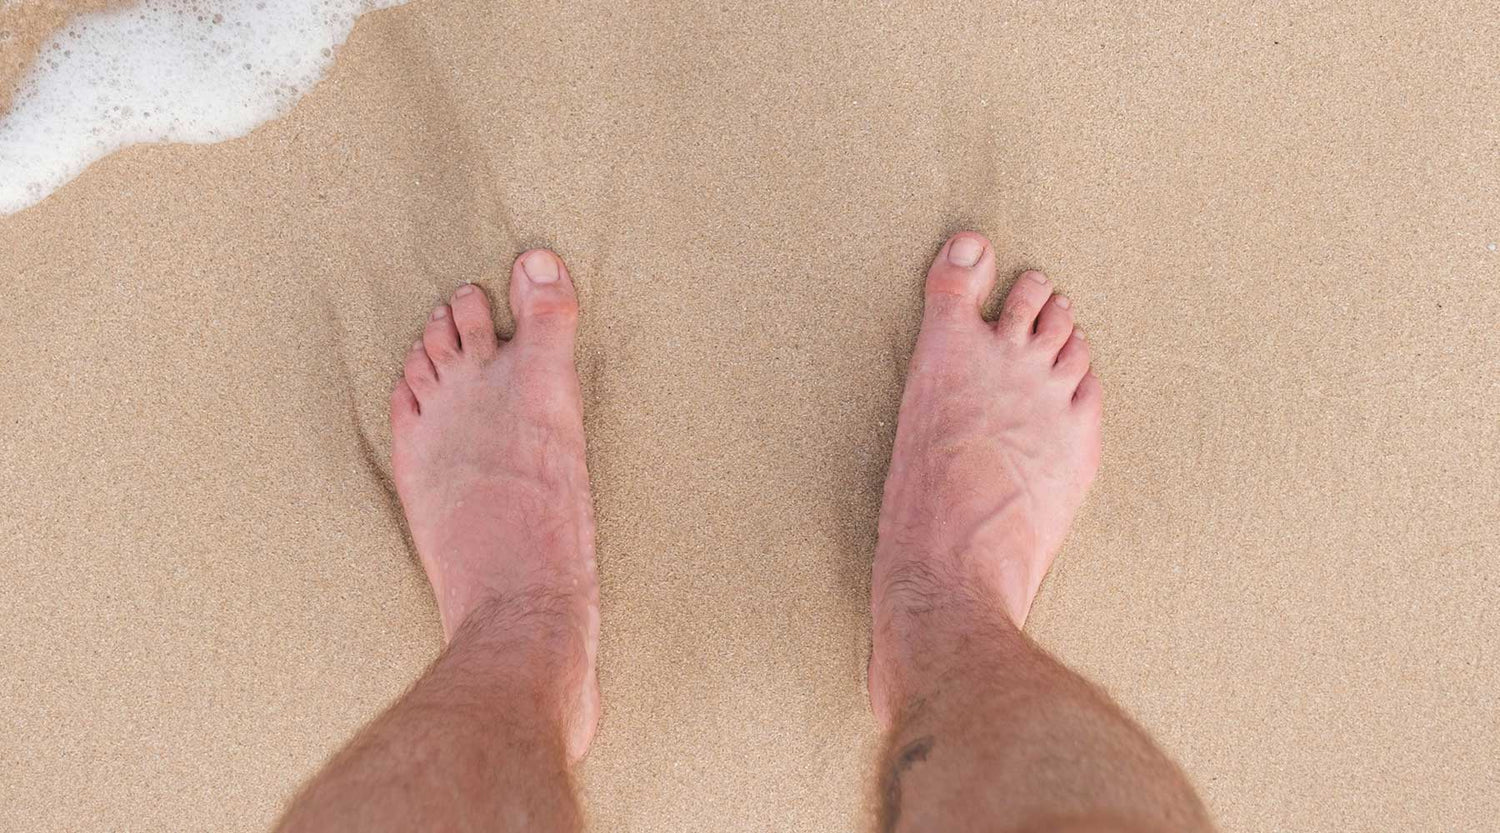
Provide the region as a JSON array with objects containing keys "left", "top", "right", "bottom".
[
  {"left": 2, "top": 1, "right": 1497, "bottom": 830},
  {"left": 0, "top": 0, "right": 120, "bottom": 111}
]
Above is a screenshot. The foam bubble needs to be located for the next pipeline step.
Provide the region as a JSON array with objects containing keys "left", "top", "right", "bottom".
[{"left": 0, "top": 0, "right": 406, "bottom": 214}]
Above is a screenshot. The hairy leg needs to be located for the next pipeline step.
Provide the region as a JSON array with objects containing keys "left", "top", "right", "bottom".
[
  {"left": 276, "top": 600, "right": 582, "bottom": 833},
  {"left": 871, "top": 233, "right": 1211, "bottom": 833},
  {"left": 278, "top": 250, "right": 597, "bottom": 832},
  {"left": 876, "top": 587, "right": 1209, "bottom": 833}
]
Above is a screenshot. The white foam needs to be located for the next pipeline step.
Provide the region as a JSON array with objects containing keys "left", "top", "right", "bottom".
[{"left": 0, "top": 0, "right": 406, "bottom": 214}]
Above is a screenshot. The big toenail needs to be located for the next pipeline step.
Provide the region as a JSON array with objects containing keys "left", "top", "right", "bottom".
[
  {"left": 948, "top": 236, "right": 984, "bottom": 267},
  {"left": 454, "top": 284, "right": 476, "bottom": 297},
  {"left": 1025, "top": 270, "right": 1049, "bottom": 284},
  {"left": 431, "top": 306, "right": 448, "bottom": 320},
  {"left": 522, "top": 251, "right": 560, "bottom": 284},
  {"left": 1056, "top": 295, "right": 1071, "bottom": 309}
]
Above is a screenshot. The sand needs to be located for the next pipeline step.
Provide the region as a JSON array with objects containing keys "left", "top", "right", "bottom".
[{"left": 2, "top": 1, "right": 1497, "bottom": 830}]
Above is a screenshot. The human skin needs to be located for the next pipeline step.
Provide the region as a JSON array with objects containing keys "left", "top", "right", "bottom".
[
  {"left": 869, "top": 232, "right": 1211, "bottom": 833},
  {"left": 275, "top": 237, "right": 1211, "bottom": 833}
]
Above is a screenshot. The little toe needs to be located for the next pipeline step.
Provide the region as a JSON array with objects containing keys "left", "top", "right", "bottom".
[
  {"left": 450, "top": 283, "right": 499, "bottom": 362},
  {"left": 1053, "top": 328, "right": 1091, "bottom": 387},
  {"left": 1033, "top": 293, "right": 1075, "bottom": 352},
  {"left": 404, "top": 339, "right": 438, "bottom": 397},
  {"left": 423, "top": 303, "right": 462, "bottom": 366},
  {"left": 996, "top": 270, "right": 1054, "bottom": 342},
  {"left": 1073, "top": 370, "right": 1103, "bottom": 414},
  {"left": 390, "top": 378, "right": 420, "bottom": 426},
  {"left": 922, "top": 231, "right": 997, "bottom": 324},
  {"left": 510, "top": 249, "right": 580, "bottom": 352}
]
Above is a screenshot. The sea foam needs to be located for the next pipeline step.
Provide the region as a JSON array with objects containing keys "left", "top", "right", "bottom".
[{"left": 0, "top": 0, "right": 405, "bottom": 215}]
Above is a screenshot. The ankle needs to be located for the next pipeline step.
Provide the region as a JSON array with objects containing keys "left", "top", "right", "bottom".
[
  {"left": 875, "top": 548, "right": 1023, "bottom": 632},
  {"left": 446, "top": 594, "right": 586, "bottom": 709},
  {"left": 877, "top": 538, "right": 1039, "bottom": 627},
  {"left": 872, "top": 561, "right": 1025, "bottom": 721}
]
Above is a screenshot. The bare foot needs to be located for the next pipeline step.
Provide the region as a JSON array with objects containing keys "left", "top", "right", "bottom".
[
  {"left": 869, "top": 231, "right": 1102, "bottom": 726},
  {"left": 389, "top": 249, "right": 599, "bottom": 760}
]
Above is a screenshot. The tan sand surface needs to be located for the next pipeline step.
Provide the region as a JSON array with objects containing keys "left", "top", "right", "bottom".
[
  {"left": 0, "top": 0, "right": 121, "bottom": 112},
  {"left": 2, "top": 1, "right": 1497, "bottom": 830}
]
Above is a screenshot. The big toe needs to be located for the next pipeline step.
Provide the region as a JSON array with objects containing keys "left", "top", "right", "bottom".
[
  {"left": 922, "top": 231, "right": 996, "bottom": 323},
  {"left": 510, "top": 249, "right": 579, "bottom": 350}
]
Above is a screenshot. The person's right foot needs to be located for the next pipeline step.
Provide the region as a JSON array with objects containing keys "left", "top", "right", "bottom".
[{"left": 869, "top": 231, "right": 1102, "bottom": 726}]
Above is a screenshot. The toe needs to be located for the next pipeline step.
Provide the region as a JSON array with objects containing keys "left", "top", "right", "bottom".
[
  {"left": 1073, "top": 370, "right": 1103, "bottom": 414},
  {"left": 1033, "top": 293, "right": 1075, "bottom": 352},
  {"left": 996, "top": 270, "right": 1053, "bottom": 342},
  {"left": 404, "top": 339, "right": 438, "bottom": 398},
  {"left": 1053, "top": 328, "right": 1091, "bottom": 386},
  {"left": 922, "top": 231, "right": 996, "bottom": 323},
  {"left": 423, "top": 303, "right": 462, "bottom": 366},
  {"left": 390, "top": 378, "right": 420, "bottom": 425},
  {"left": 510, "top": 249, "right": 579, "bottom": 350},
  {"left": 450, "top": 283, "right": 499, "bottom": 361}
]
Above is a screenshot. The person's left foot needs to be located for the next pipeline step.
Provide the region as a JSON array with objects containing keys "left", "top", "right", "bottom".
[{"left": 389, "top": 249, "right": 599, "bottom": 760}]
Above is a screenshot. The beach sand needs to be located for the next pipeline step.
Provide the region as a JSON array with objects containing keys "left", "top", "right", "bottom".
[
  {"left": 0, "top": 0, "right": 119, "bottom": 112},
  {"left": 2, "top": 1, "right": 1497, "bottom": 830}
]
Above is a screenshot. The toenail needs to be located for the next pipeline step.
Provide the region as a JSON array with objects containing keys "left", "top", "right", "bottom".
[
  {"left": 947, "top": 236, "right": 984, "bottom": 267},
  {"left": 412, "top": 340, "right": 423, "bottom": 350},
  {"left": 522, "top": 250, "right": 560, "bottom": 284},
  {"left": 454, "top": 283, "right": 476, "bottom": 297},
  {"left": 1056, "top": 295, "right": 1071, "bottom": 309},
  {"left": 431, "top": 305, "right": 448, "bottom": 320},
  {"left": 1075, "top": 328, "right": 1086, "bottom": 340},
  {"left": 1025, "top": 270, "right": 1049, "bottom": 284}
]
